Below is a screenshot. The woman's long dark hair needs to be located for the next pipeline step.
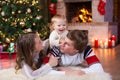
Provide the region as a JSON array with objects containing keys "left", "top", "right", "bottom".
[{"left": 15, "top": 32, "right": 46, "bottom": 71}]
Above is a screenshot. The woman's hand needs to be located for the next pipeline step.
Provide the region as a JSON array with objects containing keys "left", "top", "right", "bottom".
[
  {"left": 58, "top": 67, "right": 85, "bottom": 76},
  {"left": 48, "top": 56, "right": 59, "bottom": 67}
]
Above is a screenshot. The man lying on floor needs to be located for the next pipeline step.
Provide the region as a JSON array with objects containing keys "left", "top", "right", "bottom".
[{"left": 43, "top": 30, "right": 104, "bottom": 74}]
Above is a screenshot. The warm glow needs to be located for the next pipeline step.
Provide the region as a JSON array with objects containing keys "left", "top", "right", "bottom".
[{"left": 79, "top": 8, "right": 92, "bottom": 22}]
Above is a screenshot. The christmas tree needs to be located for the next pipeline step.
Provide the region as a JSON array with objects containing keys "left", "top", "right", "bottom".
[{"left": 0, "top": 0, "right": 50, "bottom": 45}]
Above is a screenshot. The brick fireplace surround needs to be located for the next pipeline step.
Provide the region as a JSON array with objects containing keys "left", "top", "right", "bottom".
[{"left": 56, "top": 0, "right": 118, "bottom": 45}]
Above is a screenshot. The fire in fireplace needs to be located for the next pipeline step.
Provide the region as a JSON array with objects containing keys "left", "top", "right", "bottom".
[{"left": 65, "top": 1, "right": 92, "bottom": 23}]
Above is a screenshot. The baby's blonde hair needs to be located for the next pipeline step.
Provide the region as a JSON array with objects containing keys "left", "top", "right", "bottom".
[
  {"left": 50, "top": 14, "right": 67, "bottom": 30},
  {"left": 51, "top": 14, "right": 66, "bottom": 23}
]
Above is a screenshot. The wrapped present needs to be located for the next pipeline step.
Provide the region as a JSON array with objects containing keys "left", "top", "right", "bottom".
[{"left": 9, "top": 43, "right": 14, "bottom": 53}]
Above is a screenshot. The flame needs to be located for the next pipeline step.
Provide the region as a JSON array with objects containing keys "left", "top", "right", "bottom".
[{"left": 79, "top": 8, "right": 92, "bottom": 22}]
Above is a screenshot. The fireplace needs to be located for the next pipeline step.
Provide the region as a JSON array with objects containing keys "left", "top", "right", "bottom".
[
  {"left": 57, "top": 0, "right": 106, "bottom": 22},
  {"left": 56, "top": 0, "right": 118, "bottom": 47},
  {"left": 65, "top": 1, "right": 92, "bottom": 23}
]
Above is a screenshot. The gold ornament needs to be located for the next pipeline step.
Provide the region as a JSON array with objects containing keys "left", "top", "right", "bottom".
[
  {"left": 30, "top": 16, "right": 33, "bottom": 18},
  {"left": 32, "top": 1, "right": 36, "bottom": 5},
  {"left": 36, "top": 1, "right": 38, "bottom": 3},
  {"left": 11, "top": 22, "right": 17, "bottom": 27},
  {"left": 33, "top": 23, "right": 36, "bottom": 26},
  {"left": 18, "top": 10, "right": 21, "bottom": 13},
  {"left": 19, "top": 0, "right": 23, "bottom": 4},
  {"left": 5, "top": 19, "right": 8, "bottom": 22},
  {"left": 1, "top": 11, "right": 5, "bottom": 16},
  {"left": 36, "top": 16, "right": 42, "bottom": 20},
  {"left": 3, "top": 44, "right": 7, "bottom": 49},
  {"left": 24, "top": 28, "right": 32, "bottom": 33},
  {"left": 6, "top": 38, "right": 10, "bottom": 43},
  {"left": 12, "top": 11, "right": 15, "bottom": 15},
  {"left": 37, "top": 6, "right": 41, "bottom": 11},
  {"left": 27, "top": 8, "right": 31, "bottom": 13},
  {"left": 20, "top": 21, "right": 25, "bottom": 27}
]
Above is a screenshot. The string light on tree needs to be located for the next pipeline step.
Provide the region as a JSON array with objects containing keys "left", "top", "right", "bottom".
[{"left": 1, "top": 11, "right": 5, "bottom": 16}]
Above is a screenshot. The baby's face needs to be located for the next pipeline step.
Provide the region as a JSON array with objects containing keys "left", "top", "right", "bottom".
[{"left": 54, "top": 20, "right": 67, "bottom": 34}]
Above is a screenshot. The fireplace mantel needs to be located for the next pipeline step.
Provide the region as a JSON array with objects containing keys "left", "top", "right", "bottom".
[{"left": 67, "top": 22, "right": 118, "bottom": 45}]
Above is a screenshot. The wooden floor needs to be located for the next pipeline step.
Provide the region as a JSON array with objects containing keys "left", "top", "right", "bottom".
[
  {"left": 0, "top": 44, "right": 120, "bottom": 80},
  {"left": 93, "top": 44, "right": 120, "bottom": 80}
]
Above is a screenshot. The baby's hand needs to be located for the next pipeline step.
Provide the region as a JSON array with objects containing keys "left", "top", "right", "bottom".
[{"left": 48, "top": 56, "right": 59, "bottom": 67}]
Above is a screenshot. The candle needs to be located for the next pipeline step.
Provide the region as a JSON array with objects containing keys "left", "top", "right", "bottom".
[
  {"left": 108, "top": 40, "right": 112, "bottom": 48},
  {"left": 104, "top": 41, "right": 108, "bottom": 48},
  {"left": 112, "top": 40, "right": 115, "bottom": 47},
  {"left": 112, "top": 35, "right": 116, "bottom": 41},
  {"left": 99, "top": 40, "right": 104, "bottom": 48},
  {"left": 90, "top": 39, "right": 94, "bottom": 47},
  {"left": 94, "top": 39, "right": 98, "bottom": 48}
]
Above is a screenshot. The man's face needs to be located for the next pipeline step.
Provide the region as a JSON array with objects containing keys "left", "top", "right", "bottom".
[{"left": 59, "top": 37, "right": 78, "bottom": 55}]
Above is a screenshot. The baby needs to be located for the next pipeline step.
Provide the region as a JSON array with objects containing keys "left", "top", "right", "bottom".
[{"left": 49, "top": 14, "right": 68, "bottom": 48}]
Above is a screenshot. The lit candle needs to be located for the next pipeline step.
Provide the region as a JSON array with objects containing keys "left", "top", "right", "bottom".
[
  {"left": 104, "top": 41, "right": 108, "bottom": 48},
  {"left": 108, "top": 40, "right": 112, "bottom": 48},
  {"left": 112, "top": 35, "right": 116, "bottom": 41},
  {"left": 112, "top": 40, "right": 115, "bottom": 47},
  {"left": 91, "top": 39, "right": 94, "bottom": 47},
  {"left": 99, "top": 40, "right": 104, "bottom": 48},
  {"left": 94, "top": 39, "right": 98, "bottom": 48}
]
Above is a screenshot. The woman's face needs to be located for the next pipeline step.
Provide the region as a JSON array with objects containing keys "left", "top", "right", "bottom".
[
  {"left": 59, "top": 37, "right": 78, "bottom": 55},
  {"left": 34, "top": 34, "right": 43, "bottom": 53}
]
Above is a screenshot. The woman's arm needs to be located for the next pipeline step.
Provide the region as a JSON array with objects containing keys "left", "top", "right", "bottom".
[
  {"left": 22, "top": 63, "right": 52, "bottom": 79},
  {"left": 22, "top": 57, "right": 63, "bottom": 79}
]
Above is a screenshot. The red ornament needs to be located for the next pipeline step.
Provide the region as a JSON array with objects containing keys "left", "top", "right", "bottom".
[
  {"left": 98, "top": 0, "right": 106, "bottom": 15},
  {"left": 48, "top": 2, "right": 57, "bottom": 15}
]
